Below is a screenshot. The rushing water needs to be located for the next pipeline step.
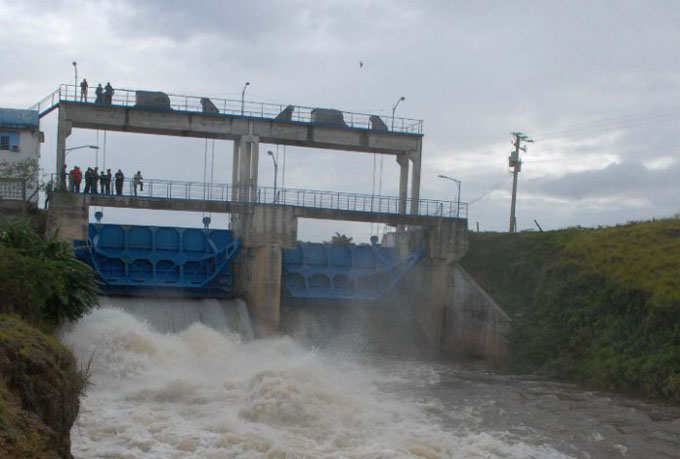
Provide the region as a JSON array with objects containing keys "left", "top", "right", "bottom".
[{"left": 62, "top": 300, "right": 680, "bottom": 458}]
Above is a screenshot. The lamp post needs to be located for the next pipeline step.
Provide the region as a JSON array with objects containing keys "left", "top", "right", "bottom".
[
  {"left": 241, "top": 81, "right": 250, "bottom": 115},
  {"left": 438, "top": 174, "right": 461, "bottom": 218},
  {"left": 65, "top": 145, "right": 99, "bottom": 156},
  {"left": 391, "top": 96, "right": 405, "bottom": 131},
  {"left": 72, "top": 61, "right": 78, "bottom": 100},
  {"left": 267, "top": 150, "right": 278, "bottom": 203}
]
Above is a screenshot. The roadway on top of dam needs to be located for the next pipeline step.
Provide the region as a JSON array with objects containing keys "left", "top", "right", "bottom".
[
  {"left": 64, "top": 176, "right": 467, "bottom": 226},
  {"left": 32, "top": 84, "right": 423, "bottom": 155}
]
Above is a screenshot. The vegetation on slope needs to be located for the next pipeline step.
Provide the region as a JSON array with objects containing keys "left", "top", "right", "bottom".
[
  {"left": 0, "top": 221, "right": 99, "bottom": 330},
  {"left": 0, "top": 220, "right": 99, "bottom": 457},
  {"left": 461, "top": 217, "right": 680, "bottom": 401}
]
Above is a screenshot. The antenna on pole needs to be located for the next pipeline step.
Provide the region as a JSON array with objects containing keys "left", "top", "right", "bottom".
[{"left": 508, "top": 132, "right": 533, "bottom": 233}]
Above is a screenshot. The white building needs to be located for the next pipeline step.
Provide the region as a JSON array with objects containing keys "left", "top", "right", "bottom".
[{"left": 0, "top": 108, "right": 42, "bottom": 204}]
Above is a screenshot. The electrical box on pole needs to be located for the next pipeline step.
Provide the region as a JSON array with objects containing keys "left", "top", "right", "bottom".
[{"left": 508, "top": 132, "right": 533, "bottom": 233}]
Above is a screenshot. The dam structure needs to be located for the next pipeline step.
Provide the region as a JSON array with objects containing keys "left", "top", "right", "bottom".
[{"left": 36, "top": 84, "right": 508, "bottom": 358}]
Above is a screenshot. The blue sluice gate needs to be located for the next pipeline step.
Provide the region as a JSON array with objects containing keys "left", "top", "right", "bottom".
[
  {"left": 75, "top": 223, "right": 241, "bottom": 297},
  {"left": 282, "top": 242, "right": 424, "bottom": 300}
]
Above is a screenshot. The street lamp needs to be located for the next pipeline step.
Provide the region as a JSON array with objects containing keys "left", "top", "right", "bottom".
[
  {"left": 65, "top": 145, "right": 99, "bottom": 156},
  {"left": 72, "top": 61, "right": 78, "bottom": 100},
  {"left": 267, "top": 150, "right": 278, "bottom": 203},
  {"left": 241, "top": 81, "right": 250, "bottom": 115},
  {"left": 438, "top": 174, "right": 461, "bottom": 218},
  {"left": 391, "top": 96, "right": 405, "bottom": 131}
]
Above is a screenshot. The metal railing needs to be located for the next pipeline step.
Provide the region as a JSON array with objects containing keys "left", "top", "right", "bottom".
[
  {"left": 53, "top": 174, "right": 467, "bottom": 219},
  {"left": 30, "top": 84, "right": 424, "bottom": 134}
]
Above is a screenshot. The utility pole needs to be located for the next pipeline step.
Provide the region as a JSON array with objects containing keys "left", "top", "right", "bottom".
[{"left": 508, "top": 132, "right": 533, "bottom": 233}]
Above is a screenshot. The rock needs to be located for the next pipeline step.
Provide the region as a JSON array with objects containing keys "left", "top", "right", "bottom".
[{"left": 0, "top": 315, "right": 83, "bottom": 458}]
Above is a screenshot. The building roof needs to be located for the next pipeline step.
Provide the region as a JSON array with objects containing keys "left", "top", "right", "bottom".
[{"left": 0, "top": 108, "right": 39, "bottom": 129}]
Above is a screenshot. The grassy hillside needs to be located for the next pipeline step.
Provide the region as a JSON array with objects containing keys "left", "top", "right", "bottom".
[{"left": 461, "top": 217, "right": 680, "bottom": 401}]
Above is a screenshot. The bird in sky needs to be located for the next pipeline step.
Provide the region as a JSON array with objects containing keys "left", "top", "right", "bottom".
[{"left": 359, "top": 61, "right": 364, "bottom": 68}]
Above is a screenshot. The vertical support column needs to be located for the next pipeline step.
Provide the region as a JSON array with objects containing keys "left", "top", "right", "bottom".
[
  {"left": 45, "top": 192, "right": 89, "bottom": 244},
  {"left": 56, "top": 110, "right": 72, "bottom": 190},
  {"left": 250, "top": 138, "right": 259, "bottom": 202},
  {"left": 238, "top": 137, "right": 251, "bottom": 202},
  {"left": 409, "top": 145, "right": 422, "bottom": 214},
  {"left": 231, "top": 139, "right": 240, "bottom": 201},
  {"left": 397, "top": 153, "right": 409, "bottom": 214}
]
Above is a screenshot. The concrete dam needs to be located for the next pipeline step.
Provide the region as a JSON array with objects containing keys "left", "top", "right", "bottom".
[{"left": 38, "top": 83, "right": 509, "bottom": 359}]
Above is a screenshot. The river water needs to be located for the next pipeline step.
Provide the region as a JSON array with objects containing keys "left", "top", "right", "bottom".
[{"left": 61, "top": 299, "right": 680, "bottom": 458}]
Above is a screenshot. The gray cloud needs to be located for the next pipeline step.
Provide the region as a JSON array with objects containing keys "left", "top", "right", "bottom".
[{"left": 2, "top": 0, "right": 680, "bottom": 239}]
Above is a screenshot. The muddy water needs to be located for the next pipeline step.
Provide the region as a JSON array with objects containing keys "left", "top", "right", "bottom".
[{"left": 62, "top": 302, "right": 679, "bottom": 458}]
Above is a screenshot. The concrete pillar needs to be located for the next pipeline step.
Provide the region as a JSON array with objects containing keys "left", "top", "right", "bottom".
[
  {"left": 409, "top": 147, "right": 422, "bottom": 214},
  {"left": 232, "top": 205, "right": 297, "bottom": 337},
  {"left": 231, "top": 140, "right": 240, "bottom": 201},
  {"left": 45, "top": 192, "right": 89, "bottom": 244},
  {"left": 238, "top": 138, "right": 251, "bottom": 202},
  {"left": 397, "top": 153, "right": 409, "bottom": 214},
  {"left": 246, "top": 245, "right": 282, "bottom": 335},
  {"left": 56, "top": 110, "right": 72, "bottom": 190},
  {"left": 250, "top": 138, "right": 259, "bottom": 202}
]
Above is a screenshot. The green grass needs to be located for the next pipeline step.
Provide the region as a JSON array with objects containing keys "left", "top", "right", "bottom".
[{"left": 461, "top": 217, "right": 680, "bottom": 401}]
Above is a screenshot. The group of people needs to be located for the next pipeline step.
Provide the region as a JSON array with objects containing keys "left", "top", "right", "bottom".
[
  {"left": 65, "top": 165, "right": 144, "bottom": 196},
  {"left": 79, "top": 79, "right": 115, "bottom": 105}
]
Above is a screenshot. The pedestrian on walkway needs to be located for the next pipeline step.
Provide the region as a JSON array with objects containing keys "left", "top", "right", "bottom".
[
  {"left": 133, "top": 170, "right": 143, "bottom": 196},
  {"left": 80, "top": 79, "right": 88, "bottom": 102},
  {"left": 114, "top": 169, "right": 124, "bottom": 195},
  {"left": 104, "top": 82, "right": 114, "bottom": 105},
  {"left": 44, "top": 179, "right": 53, "bottom": 209},
  {"left": 100, "top": 168, "right": 112, "bottom": 194},
  {"left": 95, "top": 84, "right": 103, "bottom": 104},
  {"left": 72, "top": 166, "right": 82, "bottom": 193},
  {"left": 84, "top": 167, "right": 92, "bottom": 194}
]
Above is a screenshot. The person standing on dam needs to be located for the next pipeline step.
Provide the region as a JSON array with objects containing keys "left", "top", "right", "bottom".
[
  {"left": 114, "top": 169, "right": 124, "bottom": 195},
  {"left": 104, "top": 82, "right": 114, "bottom": 105},
  {"left": 94, "top": 84, "right": 103, "bottom": 104},
  {"left": 133, "top": 170, "right": 143, "bottom": 196},
  {"left": 80, "top": 78, "right": 88, "bottom": 102}
]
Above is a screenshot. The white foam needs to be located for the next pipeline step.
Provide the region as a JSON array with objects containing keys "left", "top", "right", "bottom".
[{"left": 63, "top": 306, "right": 574, "bottom": 458}]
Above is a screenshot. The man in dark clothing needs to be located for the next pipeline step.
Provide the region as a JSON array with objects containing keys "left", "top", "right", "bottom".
[
  {"left": 114, "top": 169, "right": 125, "bottom": 195},
  {"left": 101, "top": 169, "right": 112, "bottom": 194},
  {"left": 95, "top": 84, "right": 104, "bottom": 104},
  {"left": 92, "top": 167, "right": 99, "bottom": 194},
  {"left": 104, "top": 82, "right": 114, "bottom": 105},
  {"left": 84, "top": 167, "right": 92, "bottom": 194},
  {"left": 80, "top": 79, "right": 88, "bottom": 102}
]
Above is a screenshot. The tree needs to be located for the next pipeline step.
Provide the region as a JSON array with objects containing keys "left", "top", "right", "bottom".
[
  {"left": 0, "top": 221, "right": 99, "bottom": 329},
  {"left": 330, "top": 232, "right": 353, "bottom": 245}
]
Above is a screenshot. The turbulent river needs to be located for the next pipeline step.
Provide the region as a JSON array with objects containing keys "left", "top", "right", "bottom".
[{"left": 61, "top": 298, "right": 680, "bottom": 459}]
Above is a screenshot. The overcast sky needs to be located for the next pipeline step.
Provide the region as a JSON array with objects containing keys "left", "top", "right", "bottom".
[{"left": 1, "top": 0, "right": 678, "bottom": 240}]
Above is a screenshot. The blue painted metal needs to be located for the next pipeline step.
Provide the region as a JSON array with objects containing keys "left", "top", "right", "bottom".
[
  {"left": 282, "top": 242, "right": 424, "bottom": 300},
  {"left": 74, "top": 223, "right": 241, "bottom": 297}
]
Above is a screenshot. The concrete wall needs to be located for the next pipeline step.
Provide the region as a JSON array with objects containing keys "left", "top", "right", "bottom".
[
  {"left": 44, "top": 192, "right": 89, "bottom": 243},
  {"left": 441, "top": 264, "right": 511, "bottom": 361},
  {"left": 232, "top": 205, "right": 298, "bottom": 337}
]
